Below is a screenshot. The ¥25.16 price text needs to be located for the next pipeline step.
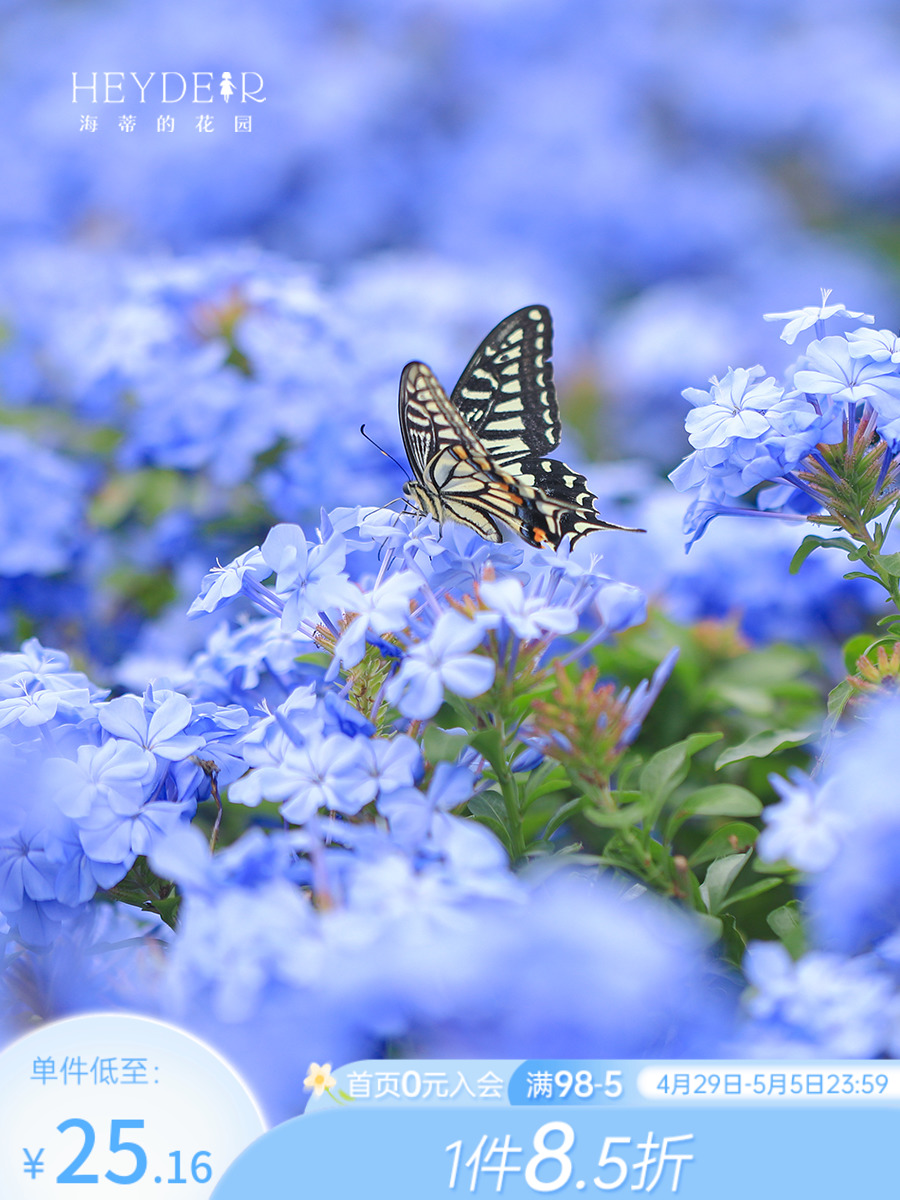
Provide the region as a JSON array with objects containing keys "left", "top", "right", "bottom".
[{"left": 26, "top": 1118, "right": 212, "bottom": 1187}]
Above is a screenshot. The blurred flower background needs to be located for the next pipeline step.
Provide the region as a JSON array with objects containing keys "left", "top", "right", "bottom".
[{"left": 5, "top": 0, "right": 900, "bottom": 1122}]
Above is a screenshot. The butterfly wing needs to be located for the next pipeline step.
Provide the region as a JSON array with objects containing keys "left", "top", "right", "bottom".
[
  {"left": 449, "top": 305, "right": 560, "bottom": 468},
  {"left": 450, "top": 305, "right": 642, "bottom": 543},
  {"left": 507, "top": 456, "right": 644, "bottom": 544},
  {"left": 399, "top": 309, "right": 645, "bottom": 550},
  {"left": 400, "top": 361, "right": 505, "bottom": 542},
  {"left": 398, "top": 359, "right": 440, "bottom": 485}
]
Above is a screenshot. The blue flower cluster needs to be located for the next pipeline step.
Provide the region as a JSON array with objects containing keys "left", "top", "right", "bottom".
[
  {"left": 189, "top": 506, "right": 647, "bottom": 720},
  {"left": 0, "top": 637, "right": 247, "bottom": 945},
  {"left": 0, "top": 507, "right": 737, "bottom": 1119},
  {"left": 672, "top": 293, "right": 900, "bottom": 546},
  {"left": 741, "top": 697, "right": 900, "bottom": 1056},
  {"left": 168, "top": 499, "right": 725, "bottom": 1116},
  {"left": 154, "top": 830, "right": 733, "bottom": 1119}
]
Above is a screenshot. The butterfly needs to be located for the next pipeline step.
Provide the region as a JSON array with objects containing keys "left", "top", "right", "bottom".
[{"left": 398, "top": 305, "right": 643, "bottom": 549}]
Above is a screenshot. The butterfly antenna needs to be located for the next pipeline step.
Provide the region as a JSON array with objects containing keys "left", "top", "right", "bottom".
[
  {"left": 360, "top": 425, "right": 411, "bottom": 482},
  {"left": 376, "top": 497, "right": 421, "bottom": 527}
]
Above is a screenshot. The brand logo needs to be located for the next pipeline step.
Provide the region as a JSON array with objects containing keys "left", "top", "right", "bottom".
[{"left": 71, "top": 72, "right": 266, "bottom": 104}]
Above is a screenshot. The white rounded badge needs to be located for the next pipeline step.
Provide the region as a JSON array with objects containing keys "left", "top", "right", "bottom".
[{"left": 0, "top": 1012, "right": 266, "bottom": 1198}]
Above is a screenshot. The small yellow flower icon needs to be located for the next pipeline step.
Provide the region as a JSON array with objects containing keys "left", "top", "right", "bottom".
[{"left": 304, "top": 1062, "right": 336, "bottom": 1098}]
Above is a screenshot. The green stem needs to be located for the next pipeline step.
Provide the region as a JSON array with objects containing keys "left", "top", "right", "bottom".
[
  {"left": 588, "top": 779, "right": 671, "bottom": 892},
  {"left": 494, "top": 730, "right": 526, "bottom": 860},
  {"left": 850, "top": 525, "right": 900, "bottom": 612}
]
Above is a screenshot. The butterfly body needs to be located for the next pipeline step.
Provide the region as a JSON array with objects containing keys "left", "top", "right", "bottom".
[{"left": 398, "top": 305, "right": 642, "bottom": 549}]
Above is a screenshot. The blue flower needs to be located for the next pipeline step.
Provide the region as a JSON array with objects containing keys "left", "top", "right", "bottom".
[
  {"left": 44, "top": 821, "right": 123, "bottom": 905},
  {"left": 333, "top": 569, "right": 421, "bottom": 668},
  {"left": 683, "top": 367, "right": 782, "bottom": 449},
  {"left": 479, "top": 577, "right": 578, "bottom": 640},
  {"left": 0, "top": 823, "right": 59, "bottom": 912},
  {"left": 183, "top": 617, "right": 317, "bottom": 707},
  {"left": 1, "top": 903, "right": 171, "bottom": 1018},
  {"left": 0, "top": 638, "right": 104, "bottom": 728},
  {"left": 378, "top": 761, "right": 476, "bottom": 852},
  {"left": 682, "top": 499, "right": 743, "bottom": 550},
  {"left": 74, "top": 789, "right": 189, "bottom": 867},
  {"left": 761, "top": 698, "right": 900, "bottom": 957},
  {"left": 591, "top": 579, "right": 648, "bottom": 636},
  {"left": 406, "top": 874, "right": 734, "bottom": 1058},
  {"left": 0, "top": 688, "right": 75, "bottom": 730},
  {"left": 386, "top": 612, "right": 495, "bottom": 719},
  {"left": 365, "top": 733, "right": 422, "bottom": 797},
  {"left": 741, "top": 942, "right": 895, "bottom": 1057},
  {"left": 320, "top": 692, "right": 375, "bottom": 740},
  {"left": 758, "top": 769, "right": 850, "bottom": 872},
  {"left": 619, "top": 647, "right": 679, "bottom": 746},
  {"left": 230, "top": 732, "right": 376, "bottom": 823},
  {"left": 98, "top": 687, "right": 206, "bottom": 762},
  {"left": 608, "top": 481, "right": 877, "bottom": 644},
  {"left": 261, "top": 524, "right": 358, "bottom": 630},
  {"left": 150, "top": 825, "right": 298, "bottom": 901},
  {"left": 48, "top": 740, "right": 158, "bottom": 822},
  {"left": 188, "top": 548, "right": 269, "bottom": 618},
  {"left": 793, "top": 335, "right": 900, "bottom": 409},
  {"left": 846, "top": 327, "right": 900, "bottom": 363},
  {"left": 669, "top": 301, "right": 900, "bottom": 546},
  {"left": 763, "top": 292, "right": 874, "bottom": 344}
]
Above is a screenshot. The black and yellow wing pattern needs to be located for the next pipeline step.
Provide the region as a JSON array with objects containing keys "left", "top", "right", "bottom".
[{"left": 398, "top": 305, "right": 642, "bottom": 549}]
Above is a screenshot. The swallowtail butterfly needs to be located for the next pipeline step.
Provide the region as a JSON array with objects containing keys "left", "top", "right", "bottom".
[{"left": 398, "top": 305, "right": 642, "bottom": 549}]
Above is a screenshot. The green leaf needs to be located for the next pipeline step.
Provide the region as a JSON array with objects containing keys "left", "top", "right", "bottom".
[
  {"left": 876, "top": 550, "right": 900, "bottom": 577},
  {"left": 521, "top": 763, "right": 571, "bottom": 803},
  {"left": 710, "top": 685, "right": 779, "bottom": 718},
  {"left": 715, "top": 728, "right": 815, "bottom": 769},
  {"left": 90, "top": 467, "right": 183, "bottom": 528},
  {"left": 789, "top": 535, "right": 857, "bottom": 575},
  {"left": 767, "top": 901, "right": 806, "bottom": 959},
  {"left": 688, "top": 822, "right": 760, "bottom": 867},
  {"left": 718, "top": 911, "right": 749, "bottom": 964},
  {"left": 826, "top": 680, "right": 854, "bottom": 724},
  {"left": 843, "top": 571, "right": 882, "bottom": 584},
  {"left": 543, "top": 797, "right": 584, "bottom": 840},
  {"left": 469, "top": 727, "right": 505, "bottom": 767},
  {"left": 699, "top": 851, "right": 750, "bottom": 915},
  {"left": 680, "top": 862, "right": 706, "bottom": 914},
  {"left": 583, "top": 800, "right": 647, "bottom": 829},
  {"left": 752, "top": 856, "right": 796, "bottom": 877},
  {"left": 639, "top": 732, "right": 723, "bottom": 824},
  {"left": 721, "top": 877, "right": 782, "bottom": 908},
  {"left": 466, "top": 791, "right": 507, "bottom": 841},
  {"left": 667, "top": 785, "right": 762, "bottom": 840},
  {"left": 610, "top": 790, "right": 644, "bottom": 806},
  {"left": 422, "top": 726, "right": 470, "bottom": 764}
]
